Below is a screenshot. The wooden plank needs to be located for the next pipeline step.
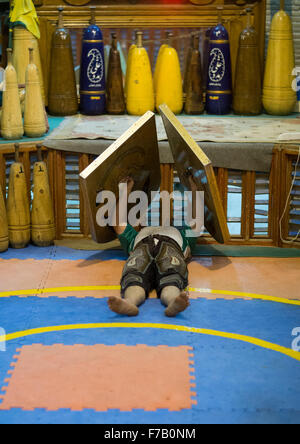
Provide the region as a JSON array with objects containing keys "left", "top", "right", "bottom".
[
  {"left": 280, "top": 152, "right": 295, "bottom": 243},
  {"left": 254, "top": 218, "right": 269, "bottom": 224},
  {"left": 227, "top": 187, "right": 242, "bottom": 194},
  {"left": 160, "top": 163, "right": 174, "bottom": 226},
  {"left": 269, "top": 147, "right": 281, "bottom": 246},
  {"left": 79, "top": 153, "right": 90, "bottom": 237},
  {"left": 54, "top": 151, "right": 66, "bottom": 239},
  {"left": 21, "top": 151, "right": 32, "bottom": 203},
  {"left": 227, "top": 217, "right": 241, "bottom": 223},
  {"left": 160, "top": 103, "right": 229, "bottom": 244},
  {"left": 216, "top": 167, "right": 228, "bottom": 216},
  {"left": 0, "top": 153, "right": 6, "bottom": 200},
  {"left": 255, "top": 199, "right": 269, "bottom": 205},
  {"left": 242, "top": 171, "right": 255, "bottom": 241},
  {"left": 80, "top": 112, "right": 161, "bottom": 243},
  {"left": 255, "top": 209, "right": 268, "bottom": 216},
  {"left": 64, "top": 153, "right": 80, "bottom": 235}
]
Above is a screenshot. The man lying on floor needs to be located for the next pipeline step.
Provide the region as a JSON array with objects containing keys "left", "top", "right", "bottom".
[{"left": 108, "top": 174, "right": 200, "bottom": 317}]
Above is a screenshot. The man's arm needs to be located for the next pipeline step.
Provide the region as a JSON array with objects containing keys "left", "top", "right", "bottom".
[
  {"left": 112, "top": 177, "right": 134, "bottom": 235},
  {"left": 186, "top": 171, "right": 199, "bottom": 231},
  {"left": 179, "top": 171, "right": 201, "bottom": 256},
  {"left": 111, "top": 177, "right": 138, "bottom": 256}
]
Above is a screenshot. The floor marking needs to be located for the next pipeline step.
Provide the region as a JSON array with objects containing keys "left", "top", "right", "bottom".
[
  {"left": 0, "top": 286, "right": 120, "bottom": 297},
  {"left": 0, "top": 286, "right": 300, "bottom": 306},
  {"left": 0, "top": 323, "right": 299, "bottom": 362},
  {"left": 189, "top": 287, "right": 300, "bottom": 306}
]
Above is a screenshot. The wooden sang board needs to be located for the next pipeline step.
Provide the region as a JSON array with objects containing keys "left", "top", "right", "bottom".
[
  {"left": 159, "top": 103, "right": 229, "bottom": 244},
  {"left": 80, "top": 111, "right": 161, "bottom": 243}
]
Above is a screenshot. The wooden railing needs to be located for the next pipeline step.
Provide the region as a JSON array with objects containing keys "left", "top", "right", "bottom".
[{"left": 1, "top": 143, "right": 299, "bottom": 248}]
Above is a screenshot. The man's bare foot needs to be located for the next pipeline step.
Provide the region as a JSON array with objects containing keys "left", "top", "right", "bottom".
[
  {"left": 164, "top": 291, "right": 190, "bottom": 317},
  {"left": 108, "top": 296, "right": 139, "bottom": 316}
]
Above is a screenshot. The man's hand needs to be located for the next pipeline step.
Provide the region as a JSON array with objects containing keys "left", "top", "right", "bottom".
[
  {"left": 186, "top": 171, "right": 198, "bottom": 192},
  {"left": 112, "top": 176, "right": 135, "bottom": 236},
  {"left": 184, "top": 169, "right": 198, "bottom": 229},
  {"left": 119, "top": 176, "right": 135, "bottom": 195}
]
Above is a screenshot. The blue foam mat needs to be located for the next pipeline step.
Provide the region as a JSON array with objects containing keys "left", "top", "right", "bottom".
[
  {"left": 0, "top": 297, "right": 299, "bottom": 424},
  {"left": 1, "top": 297, "right": 300, "bottom": 350},
  {"left": 2, "top": 244, "right": 300, "bottom": 261},
  {"left": 1, "top": 246, "right": 300, "bottom": 424},
  {"left": 0, "top": 245, "right": 127, "bottom": 261}
]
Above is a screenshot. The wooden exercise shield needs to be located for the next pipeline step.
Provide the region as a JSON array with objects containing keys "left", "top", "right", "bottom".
[
  {"left": 159, "top": 104, "right": 229, "bottom": 244},
  {"left": 80, "top": 111, "right": 161, "bottom": 243}
]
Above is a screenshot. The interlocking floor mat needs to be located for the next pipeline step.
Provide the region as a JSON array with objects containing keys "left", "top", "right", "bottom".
[{"left": 0, "top": 246, "right": 299, "bottom": 424}]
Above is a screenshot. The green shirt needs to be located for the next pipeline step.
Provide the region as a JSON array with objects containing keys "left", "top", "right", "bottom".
[{"left": 118, "top": 224, "right": 197, "bottom": 256}]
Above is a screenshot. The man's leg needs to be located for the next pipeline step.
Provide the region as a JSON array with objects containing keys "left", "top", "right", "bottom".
[
  {"left": 160, "top": 285, "right": 190, "bottom": 317},
  {"left": 155, "top": 240, "right": 190, "bottom": 317},
  {"left": 108, "top": 286, "right": 146, "bottom": 316},
  {"left": 108, "top": 241, "right": 152, "bottom": 316}
]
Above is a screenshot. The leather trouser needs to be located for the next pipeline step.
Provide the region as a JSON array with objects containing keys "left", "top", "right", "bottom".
[{"left": 120, "top": 235, "right": 189, "bottom": 297}]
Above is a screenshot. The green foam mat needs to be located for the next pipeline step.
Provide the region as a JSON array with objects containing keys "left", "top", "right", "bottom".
[
  {"left": 54, "top": 238, "right": 300, "bottom": 258},
  {"left": 194, "top": 244, "right": 300, "bottom": 257}
]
